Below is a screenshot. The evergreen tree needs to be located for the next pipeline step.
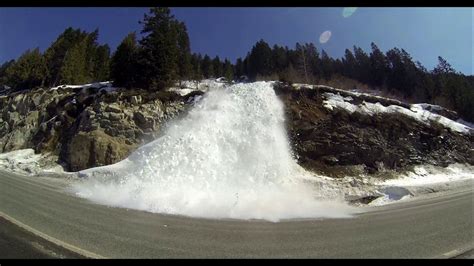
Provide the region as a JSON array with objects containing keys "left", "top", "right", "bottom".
[
  {"left": 342, "top": 49, "right": 357, "bottom": 79},
  {"left": 433, "top": 56, "right": 455, "bottom": 75},
  {"left": 332, "top": 58, "right": 344, "bottom": 76},
  {"left": 353, "top": 46, "right": 371, "bottom": 84},
  {"left": 93, "top": 44, "right": 111, "bottom": 81},
  {"left": 271, "top": 45, "right": 289, "bottom": 75},
  {"left": 201, "top": 55, "right": 214, "bottom": 78},
  {"left": 294, "top": 43, "right": 310, "bottom": 83},
  {"left": 110, "top": 32, "right": 139, "bottom": 88},
  {"left": 247, "top": 39, "right": 273, "bottom": 80},
  {"left": 0, "top": 60, "right": 15, "bottom": 85},
  {"left": 4, "top": 48, "right": 48, "bottom": 91},
  {"left": 59, "top": 38, "right": 89, "bottom": 84},
  {"left": 190, "top": 53, "right": 203, "bottom": 81},
  {"left": 320, "top": 50, "right": 333, "bottom": 81},
  {"left": 432, "top": 56, "right": 458, "bottom": 108},
  {"left": 44, "top": 27, "right": 89, "bottom": 86},
  {"left": 235, "top": 58, "right": 244, "bottom": 78},
  {"left": 369, "top": 42, "right": 388, "bottom": 87},
  {"left": 176, "top": 21, "right": 192, "bottom": 80},
  {"left": 212, "top": 56, "right": 223, "bottom": 78},
  {"left": 223, "top": 59, "right": 234, "bottom": 81},
  {"left": 84, "top": 29, "right": 100, "bottom": 79},
  {"left": 304, "top": 43, "right": 321, "bottom": 81},
  {"left": 138, "top": 7, "right": 182, "bottom": 90}
]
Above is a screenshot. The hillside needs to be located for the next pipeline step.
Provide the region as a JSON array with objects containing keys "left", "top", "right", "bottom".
[{"left": 0, "top": 79, "right": 472, "bottom": 179}]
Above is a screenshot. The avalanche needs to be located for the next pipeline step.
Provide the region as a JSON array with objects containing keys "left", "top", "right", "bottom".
[{"left": 71, "top": 81, "right": 357, "bottom": 222}]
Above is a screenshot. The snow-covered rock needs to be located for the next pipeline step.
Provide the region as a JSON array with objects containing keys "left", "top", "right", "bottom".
[
  {"left": 169, "top": 79, "right": 228, "bottom": 96},
  {"left": 323, "top": 92, "right": 471, "bottom": 134},
  {"left": 50, "top": 81, "right": 114, "bottom": 91},
  {"left": 0, "top": 149, "right": 65, "bottom": 176}
]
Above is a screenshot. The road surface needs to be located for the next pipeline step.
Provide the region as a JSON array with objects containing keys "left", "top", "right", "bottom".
[
  {"left": 0, "top": 216, "right": 84, "bottom": 259},
  {"left": 0, "top": 169, "right": 472, "bottom": 258}
]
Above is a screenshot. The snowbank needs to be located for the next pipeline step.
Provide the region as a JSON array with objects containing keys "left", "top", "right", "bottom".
[
  {"left": 0, "top": 149, "right": 65, "bottom": 176},
  {"left": 50, "top": 81, "right": 117, "bottom": 93},
  {"left": 323, "top": 92, "right": 472, "bottom": 134},
  {"left": 457, "top": 118, "right": 474, "bottom": 129},
  {"left": 378, "top": 163, "right": 474, "bottom": 187},
  {"left": 169, "top": 79, "right": 229, "bottom": 96},
  {"left": 367, "top": 163, "right": 474, "bottom": 206}
]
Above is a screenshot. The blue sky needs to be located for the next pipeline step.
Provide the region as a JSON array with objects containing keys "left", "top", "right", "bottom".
[{"left": 0, "top": 7, "right": 472, "bottom": 74}]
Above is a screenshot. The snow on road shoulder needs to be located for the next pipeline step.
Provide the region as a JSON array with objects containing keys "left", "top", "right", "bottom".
[
  {"left": 379, "top": 164, "right": 474, "bottom": 187},
  {"left": 0, "top": 149, "right": 65, "bottom": 176},
  {"left": 368, "top": 163, "right": 474, "bottom": 206},
  {"left": 322, "top": 92, "right": 472, "bottom": 134}
]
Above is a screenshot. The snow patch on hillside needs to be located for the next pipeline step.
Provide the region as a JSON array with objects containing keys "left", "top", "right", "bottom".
[
  {"left": 379, "top": 163, "right": 474, "bottom": 187},
  {"left": 50, "top": 81, "right": 117, "bottom": 93},
  {"left": 323, "top": 92, "right": 471, "bottom": 134},
  {"left": 168, "top": 79, "right": 229, "bottom": 96},
  {"left": 367, "top": 163, "right": 474, "bottom": 206}
]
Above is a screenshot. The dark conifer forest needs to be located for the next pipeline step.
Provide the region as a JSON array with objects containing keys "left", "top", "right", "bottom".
[{"left": 1, "top": 7, "right": 473, "bottom": 122}]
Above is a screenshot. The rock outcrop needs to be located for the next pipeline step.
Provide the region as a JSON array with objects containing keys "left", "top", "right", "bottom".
[
  {"left": 0, "top": 84, "right": 201, "bottom": 171},
  {"left": 0, "top": 81, "right": 472, "bottom": 176},
  {"left": 274, "top": 82, "right": 473, "bottom": 178}
]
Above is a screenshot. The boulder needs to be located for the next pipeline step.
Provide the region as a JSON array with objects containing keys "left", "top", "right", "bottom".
[
  {"left": 130, "top": 95, "right": 142, "bottom": 105},
  {"left": 133, "top": 111, "right": 155, "bottom": 129},
  {"left": 3, "top": 129, "right": 30, "bottom": 151},
  {"left": 66, "top": 130, "right": 137, "bottom": 171},
  {"left": 7, "top": 111, "right": 20, "bottom": 126},
  {"left": 108, "top": 112, "right": 123, "bottom": 121},
  {"left": 105, "top": 103, "right": 122, "bottom": 113}
]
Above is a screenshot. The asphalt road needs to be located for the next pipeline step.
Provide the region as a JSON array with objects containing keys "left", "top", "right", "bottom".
[
  {"left": 0, "top": 169, "right": 472, "bottom": 258},
  {"left": 0, "top": 216, "right": 84, "bottom": 259}
]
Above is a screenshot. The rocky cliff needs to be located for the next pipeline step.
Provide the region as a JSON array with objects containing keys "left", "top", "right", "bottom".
[
  {"left": 0, "top": 81, "right": 472, "bottom": 176},
  {"left": 274, "top": 82, "right": 473, "bottom": 178},
  {"left": 0, "top": 83, "right": 202, "bottom": 171}
]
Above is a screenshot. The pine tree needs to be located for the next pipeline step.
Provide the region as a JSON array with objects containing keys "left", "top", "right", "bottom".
[
  {"left": 138, "top": 7, "right": 182, "bottom": 90},
  {"left": 212, "top": 56, "right": 223, "bottom": 78},
  {"left": 433, "top": 56, "right": 455, "bottom": 75},
  {"left": 320, "top": 50, "right": 333, "bottom": 81},
  {"left": 306, "top": 43, "right": 321, "bottom": 81},
  {"left": 223, "top": 59, "right": 234, "bottom": 81},
  {"left": 44, "top": 27, "right": 89, "bottom": 86},
  {"left": 296, "top": 43, "right": 309, "bottom": 83},
  {"left": 342, "top": 49, "right": 357, "bottom": 79},
  {"left": 176, "top": 21, "right": 192, "bottom": 80},
  {"left": 432, "top": 56, "right": 458, "bottom": 108},
  {"left": 271, "top": 45, "right": 289, "bottom": 75},
  {"left": 201, "top": 55, "right": 214, "bottom": 78},
  {"left": 190, "top": 53, "right": 203, "bottom": 81},
  {"left": 247, "top": 39, "right": 273, "bottom": 80},
  {"left": 93, "top": 44, "right": 111, "bottom": 81},
  {"left": 235, "top": 58, "right": 244, "bottom": 78},
  {"left": 353, "top": 46, "right": 371, "bottom": 84},
  {"left": 0, "top": 60, "right": 15, "bottom": 85},
  {"left": 59, "top": 38, "right": 89, "bottom": 84},
  {"left": 110, "top": 32, "right": 139, "bottom": 88},
  {"left": 4, "top": 48, "right": 48, "bottom": 91},
  {"left": 84, "top": 29, "right": 100, "bottom": 79},
  {"left": 369, "top": 42, "right": 388, "bottom": 87}
]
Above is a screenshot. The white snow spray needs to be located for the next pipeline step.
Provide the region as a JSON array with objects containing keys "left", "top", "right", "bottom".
[{"left": 71, "top": 81, "right": 356, "bottom": 222}]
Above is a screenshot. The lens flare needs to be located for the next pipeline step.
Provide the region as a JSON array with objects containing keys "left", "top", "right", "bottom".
[
  {"left": 342, "top": 7, "right": 358, "bottom": 18},
  {"left": 319, "top": 30, "right": 332, "bottom": 44}
]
